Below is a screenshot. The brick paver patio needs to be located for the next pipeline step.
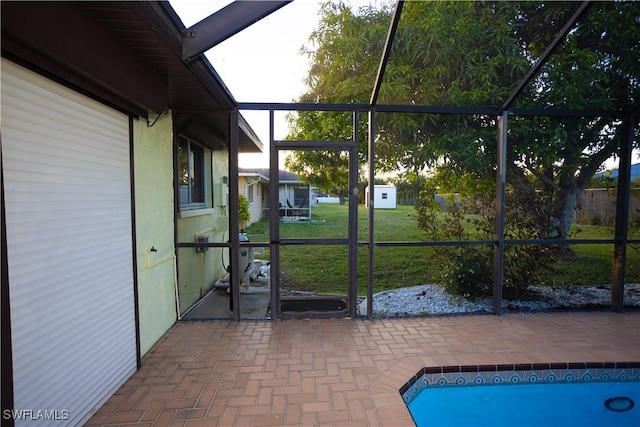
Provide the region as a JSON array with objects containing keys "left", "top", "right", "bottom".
[{"left": 87, "top": 311, "right": 640, "bottom": 426}]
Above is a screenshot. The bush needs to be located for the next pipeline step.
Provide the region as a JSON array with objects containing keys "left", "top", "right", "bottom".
[
  {"left": 238, "top": 194, "right": 250, "bottom": 229},
  {"left": 588, "top": 215, "right": 602, "bottom": 226},
  {"left": 415, "top": 179, "right": 554, "bottom": 300},
  {"left": 441, "top": 246, "right": 493, "bottom": 297}
]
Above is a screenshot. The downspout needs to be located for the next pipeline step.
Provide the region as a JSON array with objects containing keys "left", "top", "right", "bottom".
[{"left": 173, "top": 256, "right": 181, "bottom": 320}]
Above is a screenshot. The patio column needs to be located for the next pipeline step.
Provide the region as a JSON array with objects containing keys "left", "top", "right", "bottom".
[
  {"left": 229, "top": 109, "right": 240, "bottom": 320},
  {"left": 493, "top": 112, "right": 508, "bottom": 315},
  {"left": 611, "top": 113, "right": 635, "bottom": 312},
  {"left": 348, "top": 111, "right": 359, "bottom": 317},
  {"left": 367, "top": 109, "right": 375, "bottom": 320},
  {"left": 269, "top": 110, "right": 280, "bottom": 320}
]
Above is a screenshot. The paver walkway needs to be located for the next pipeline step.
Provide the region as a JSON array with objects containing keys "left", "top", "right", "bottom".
[{"left": 87, "top": 311, "right": 640, "bottom": 426}]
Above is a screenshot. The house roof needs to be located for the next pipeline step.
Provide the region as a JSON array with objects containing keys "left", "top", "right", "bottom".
[
  {"left": 0, "top": 1, "right": 262, "bottom": 153},
  {"left": 596, "top": 163, "right": 640, "bottom": 183},
  {"left": 239, "top": 168, "right": 301, "bottom": 183}
]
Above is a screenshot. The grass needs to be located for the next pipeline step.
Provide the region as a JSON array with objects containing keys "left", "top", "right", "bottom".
[{"left": 244, "top": 203, "right": 640, "bottom": 296}]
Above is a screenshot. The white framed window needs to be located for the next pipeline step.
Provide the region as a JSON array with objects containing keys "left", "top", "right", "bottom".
[
  {"left": 247, "top": 185, "right": 254, "bottom": 204},
  {"left": 178, "top": 136, "right": 205, "bottom": 208}
]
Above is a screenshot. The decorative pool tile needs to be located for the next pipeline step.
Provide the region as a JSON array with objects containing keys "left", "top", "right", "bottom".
[{"left": 399, "top": 362, "right": 640, "bottom": 405}]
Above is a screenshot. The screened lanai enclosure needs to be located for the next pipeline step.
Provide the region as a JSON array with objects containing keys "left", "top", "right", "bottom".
[{"left": 177, "top": 0, "right": 639, "bottom": 321}]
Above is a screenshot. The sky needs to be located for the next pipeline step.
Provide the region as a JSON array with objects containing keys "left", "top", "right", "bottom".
[
  {"left": 168, "top": 0, "right": 632, "bottom": 172},
  {"left": 169, "top": 0, "right": 377, "bottom": 168}
]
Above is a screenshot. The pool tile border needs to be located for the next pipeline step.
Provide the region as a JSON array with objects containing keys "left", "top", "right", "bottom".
[{"left": 400, "top": 362, "right": 640, "bottom": 405}]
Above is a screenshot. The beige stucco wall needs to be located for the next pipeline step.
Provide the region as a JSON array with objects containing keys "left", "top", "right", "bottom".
[
  {"left": 132, "top": 113, "right": 176, "bottom": 356},
  {"left": 177, "top": 149, "right": 230, "bottom": 314},
  {"left": 238, "top": 175, "right": 265, "bottom": 227}
]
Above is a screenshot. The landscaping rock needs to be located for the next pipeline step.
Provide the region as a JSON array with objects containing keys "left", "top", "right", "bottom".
[{"left": 358, "top": 283, "right": 640, "bottom": 317}]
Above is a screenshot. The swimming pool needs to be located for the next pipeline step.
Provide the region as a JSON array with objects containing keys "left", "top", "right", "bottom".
[{"left": 400, "top": 362, "right": 640, "bottom": 427}]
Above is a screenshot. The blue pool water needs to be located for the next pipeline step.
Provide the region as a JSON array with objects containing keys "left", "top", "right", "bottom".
[{"left": 408, "top": 381, "right": 640, "bottom": 427}]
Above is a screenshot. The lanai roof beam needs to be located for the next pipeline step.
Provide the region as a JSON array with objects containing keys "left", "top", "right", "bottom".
[
  {"left": 370, "top": 0, "right": 404, "bottom": 107},
  {"left": 501, "top": 1, "right": 591, "bottom": 111},
  {"left": 182, "top": 0, "right": 292, "bottom": 61}
]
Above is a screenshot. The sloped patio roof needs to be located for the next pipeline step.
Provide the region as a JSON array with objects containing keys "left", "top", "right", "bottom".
[
  {"left": 240, "top": 168, "right": 302, "bottom": 184},
  {"left": 1, "top": 1, "right": 262, "bottom": 152},
  {"left": 178, "top": 0, "right": 637, "bottom": 115}
]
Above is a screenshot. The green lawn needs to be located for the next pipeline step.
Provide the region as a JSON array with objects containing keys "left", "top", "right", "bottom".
[{"left": 244, "top": 203, "right": 639, "bottom": 295}]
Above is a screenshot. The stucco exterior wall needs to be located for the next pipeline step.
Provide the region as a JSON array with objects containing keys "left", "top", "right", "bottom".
[
  {"left": 239, "top": 175, "right": 265, "bottom": 227},
  {"left": 177, "top": 149, "right": 230, "bottom": 314},
  {"left": 132, "top": 113, "right": 176, "bottom": 356}
]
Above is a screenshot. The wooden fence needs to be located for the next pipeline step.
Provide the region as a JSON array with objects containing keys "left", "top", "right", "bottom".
[
  {"left": 432, "top": 190, "right": 640, "bottom": 227},
  {"left": 575, "top": 188, "right": 640, "bottom": 226}
]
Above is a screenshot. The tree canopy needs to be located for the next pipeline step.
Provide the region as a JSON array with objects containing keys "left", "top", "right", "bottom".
[{"left": 286, "top": 0, "right": 639, "bottom": 238}]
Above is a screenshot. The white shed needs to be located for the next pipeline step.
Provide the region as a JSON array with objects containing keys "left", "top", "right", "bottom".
[{"left": 366, "top": 185, "right": 397, "bottom": 209}]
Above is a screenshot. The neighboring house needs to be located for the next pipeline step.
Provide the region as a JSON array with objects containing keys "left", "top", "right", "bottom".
[
  {"left": 278, "top": 170, "right": 314, "bottom": 220},
  {"left": 1, "top": 2, "right": 262, "bottom": 425},
  {"left": 238, "top": 169, "right": 269, "bottom": 227},
  {"left": 594, "top": 162, "right": 640, "bottom": 183},
  {"left": 239, "top": 168, "right": 313, "bottom": 224}
]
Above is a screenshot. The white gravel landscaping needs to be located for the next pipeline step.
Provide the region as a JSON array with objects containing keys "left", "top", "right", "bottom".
[{"left": 357, "top": 283, "right": 640, "bottom": 316}]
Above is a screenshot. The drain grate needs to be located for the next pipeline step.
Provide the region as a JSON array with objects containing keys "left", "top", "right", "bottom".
[
  {"left": 281, "top": 298, "right": 347, "bottom": 312},
  {"left": 604, "top": 396, "right": 635, "bottom": 412}
]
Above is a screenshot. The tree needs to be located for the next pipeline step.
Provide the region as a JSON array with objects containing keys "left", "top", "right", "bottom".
[
  {"left": 389, "top": 171, "right": 428, "bottom": 205},
  {"left": 284, "top": 111, "right": 361, "bottom": 203},
  {"left": 285, "top": 2, "right": 391, "bottom": 199},
  {"left": 505, "top": 1, "right": 640, "bottom": 239},
  {"left": 288, "top": 0, "right": 534, "bottom": 173},
  {"left": 287, "top": 0, "right": 639, "bottom": 239}
]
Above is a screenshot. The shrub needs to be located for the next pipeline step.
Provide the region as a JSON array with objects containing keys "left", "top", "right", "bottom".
[
  {"left": 415, "top": 179, "right": 554, "bottom": 300},
  {"left": 238, "top": 194, "right": 251, "bottom": 230},
  {"left": 589, "top": 215, "right": 602, "bottom": 226},
  {"left": 441, "top": 246, "right": 493, "bottom": 297}
]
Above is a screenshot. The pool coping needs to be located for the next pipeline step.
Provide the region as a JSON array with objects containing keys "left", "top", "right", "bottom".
[{"left": 400, "top": 362, "right": 640, "bottom": 406}]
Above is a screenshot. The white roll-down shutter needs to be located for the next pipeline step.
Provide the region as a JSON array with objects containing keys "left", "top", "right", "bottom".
[{"left": 2, "top": 59, "right": 137, "bottom": 426}]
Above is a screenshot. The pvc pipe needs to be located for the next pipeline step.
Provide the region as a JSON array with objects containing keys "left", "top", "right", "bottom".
[
  {"left": 194, "top": 226, "right": 216, "bottom": 238},
  {"left": 145, "top": 249, "right": 175, "bottom": 270},
  {"left": 173, "top": 254, "right": 182, "bottom": 321}
]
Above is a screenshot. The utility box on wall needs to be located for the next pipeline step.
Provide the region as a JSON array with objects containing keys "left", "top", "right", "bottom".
[
  {"left": 215, "top": 182, "right": 228, "bottom": 207},
  {"left": 365, "top": 185, "right": 397, "bottom": 209}
]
